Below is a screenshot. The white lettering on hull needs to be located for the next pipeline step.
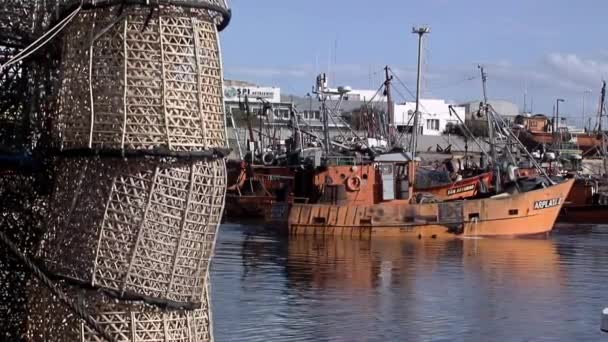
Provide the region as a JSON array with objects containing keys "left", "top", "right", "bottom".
[
  {"left": 447, "top": 184, "right": 476, "bottom": 196},
  {"left": 533, "top": 198, "right": 561, "bottom": 210}
]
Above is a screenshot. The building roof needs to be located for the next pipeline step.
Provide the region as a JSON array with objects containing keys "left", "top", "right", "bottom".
[
  {"left": 374, "top": 152, "right": 416, "bottom": 162},
  {"left": 285, "top": 94, "right": 372, "bottom": 114},
  {"left": 224, "top": 79, "right": 258, "bottom": 87}
]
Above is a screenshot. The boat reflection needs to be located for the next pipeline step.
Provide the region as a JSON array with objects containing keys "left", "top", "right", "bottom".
[{"left": 285, "top": 236, "right": 563, "bottom": 291}]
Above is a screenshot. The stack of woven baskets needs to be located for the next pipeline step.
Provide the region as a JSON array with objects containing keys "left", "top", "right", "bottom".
[{"left": 27, "top": 1, "right": 231, "bottom": 340}]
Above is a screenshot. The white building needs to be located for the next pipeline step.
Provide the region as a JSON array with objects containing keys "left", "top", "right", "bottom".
[
  {"left": 223, "top": 81, "right": 293, "bottom": 123},
  {"left": 394, "top": 99, "right": 465, "bottom": 136},
  {"left": 223, "top": 80, "right": 465, "bottom": 137},
  {"left": 223, "top": 84, "right": 281, "bottom": 104}
]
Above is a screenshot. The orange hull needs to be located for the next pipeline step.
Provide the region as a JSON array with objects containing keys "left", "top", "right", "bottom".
[{"left": 286, "top": 179, "right": 574, "bottom": 238}]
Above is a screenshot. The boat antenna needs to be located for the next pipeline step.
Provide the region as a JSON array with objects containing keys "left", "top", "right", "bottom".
[{"left": 410, "top": 26, "right": 430, "bottom": 160}]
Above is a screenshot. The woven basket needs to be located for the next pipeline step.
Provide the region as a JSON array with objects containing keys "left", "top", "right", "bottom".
[
  {"left": 39, "top": 156, "right": 226, "bottom": 306},
  {"left": 25, "top": 278, "right": 213, "bottom": 342},
  {"left": 54, "top": 5, "right": 228, "bottom": 153}
]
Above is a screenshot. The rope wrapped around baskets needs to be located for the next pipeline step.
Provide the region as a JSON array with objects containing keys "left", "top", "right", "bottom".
[
  {"left": 26, "top": 277, "right": 214, "bottom": 342},
  {"left": 58, "top": 0, "right": 231, "bottom": 31}
]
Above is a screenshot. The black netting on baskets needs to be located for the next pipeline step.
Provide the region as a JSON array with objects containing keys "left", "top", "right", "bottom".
[{"left": 0, "top": 174, "right": 50, "bottom": 340}]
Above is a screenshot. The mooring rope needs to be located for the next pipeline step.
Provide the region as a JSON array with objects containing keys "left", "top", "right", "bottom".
[{"left": 0, "top": 229, "right": 116, "bottom": 342}]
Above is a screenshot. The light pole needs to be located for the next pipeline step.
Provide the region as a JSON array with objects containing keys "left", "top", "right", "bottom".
[
  {"left": 410, "top": 26, "right": 430, "bottom": 160},
  {"left": 555, "top": 98, "right": 565, "bottom": 150}
]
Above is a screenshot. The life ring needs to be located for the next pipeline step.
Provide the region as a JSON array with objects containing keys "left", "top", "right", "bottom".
[
  {"left": 346, "top": 176, "right": 362, "bottom": 191},
  {"left": 262, "top": 152, "right": 274, "bottom": 166}
]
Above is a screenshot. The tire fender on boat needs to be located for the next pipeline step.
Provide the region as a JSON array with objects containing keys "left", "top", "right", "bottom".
[
  {"left": 346, "top": 176, "right": 362, "bottom": 191},
  {"left": 262, "top": 152, "right": 275, "bottom": 166}
]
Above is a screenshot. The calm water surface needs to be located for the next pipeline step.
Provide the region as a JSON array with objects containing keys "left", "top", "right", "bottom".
[{"left": 211, "top": 223, "right": 608, "bottom": 341}]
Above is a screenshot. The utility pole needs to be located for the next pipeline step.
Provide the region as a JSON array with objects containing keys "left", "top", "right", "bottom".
[
  {"left": 384, "top": 65, "right": 394, "bottom": 147},
  {"left": 410, "top": 26, "right": 430, "bottom": 160}
]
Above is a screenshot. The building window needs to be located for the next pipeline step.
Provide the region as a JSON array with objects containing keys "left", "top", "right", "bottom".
[
  {"left": 426, "top": 119, "right": 439, "bottom": 130},
  {"left": 281, "top": 109, "right": 289, "bottom": 119},
  {"left": 314, "top": 111, "right": 320, "bottom": 120}
]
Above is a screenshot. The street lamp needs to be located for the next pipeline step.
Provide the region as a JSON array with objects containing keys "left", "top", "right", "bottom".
[
  {"left": 410, "top": 26, "right": 430, "bottom": 159},
  {"left": 555, "top": 98, "right": 565, "bottom": 150}
]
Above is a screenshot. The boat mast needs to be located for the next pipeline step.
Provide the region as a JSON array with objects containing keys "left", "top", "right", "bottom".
[
  {"left": 598, "top": 81, "right": 607, "bottom": 174},
  {"left": 239, "top": 92, "right": 257, "bottom": 159},
  {"left": 479, "top": 65, "right": 501, "bottom": 191},
  {"left": 410, "top": 26, "right": 429, "bottom": 160},
  {"left": 384, "top": 65, "right": 394, "bottom": 147},
  {"left": 315, "top": 73, "right": 331, "bottom": 155},
  {"left": 479, "top": 66, "right": 496, "bottom": 164},
  {"left": 598, "top": 81, "right": 606, "bottom": 133}
]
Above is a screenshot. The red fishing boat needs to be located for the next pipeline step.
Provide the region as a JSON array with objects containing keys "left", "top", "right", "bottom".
[
  {"left": 558, "top": 178, "right": 608, "bottom": 224},
  {"left": 225, "top": 160, "right": 297, "bottom": 218},
  {"left": 415, "top": 170, "right": 494, "bottom": 201}
]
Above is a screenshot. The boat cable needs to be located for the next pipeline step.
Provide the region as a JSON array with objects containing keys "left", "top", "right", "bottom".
[
  {"left": 489, "top": 105, "right": 555, "bottom": 185},
  {"left": 324, "top": 91, "right": 376, "bottom": 152},
  {"left": 447, "top": 106, "right": 491, "bottom": 161},
  {"left": 0, "top": 229, "right": 116, "bottom": 342},
  {"left": 389, "top": 67, "right": 465, "bottom": 153}
]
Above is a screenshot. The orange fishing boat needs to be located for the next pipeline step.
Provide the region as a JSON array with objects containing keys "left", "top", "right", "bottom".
[
  {"left": 279, "top": 152, "right": 574, "bottom": 238},
  {"left": 558, "top": 178, "right": 608, "bottom": 224},
  {"left": 225, "top": 161, "right": 297, "bottom": 218}
]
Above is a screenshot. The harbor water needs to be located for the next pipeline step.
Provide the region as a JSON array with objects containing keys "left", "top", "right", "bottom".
[{"left": 212, "top": 222, "right": 608, "bottom": 341}]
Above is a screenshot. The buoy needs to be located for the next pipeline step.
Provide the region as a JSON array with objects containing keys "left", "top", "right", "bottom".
[
  {"left": 345, "top": 176, "right": 362, "bottom": 191},
  {"left": 601, "top": 308, "right": 608, "bottom": 332}
]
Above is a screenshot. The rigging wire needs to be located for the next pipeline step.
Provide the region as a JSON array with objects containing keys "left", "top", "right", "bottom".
[{"left": 387, "top": 67, "right": 464, "bottom": 152}]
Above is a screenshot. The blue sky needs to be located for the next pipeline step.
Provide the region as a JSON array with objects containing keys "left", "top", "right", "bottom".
[{"left": 221, "top": 0, "right": 608, "bottom": 127}]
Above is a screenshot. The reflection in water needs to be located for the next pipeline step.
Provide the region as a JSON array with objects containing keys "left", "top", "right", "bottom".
[{"left": 212, "top": 223, "right": 608, "bottom": 342}]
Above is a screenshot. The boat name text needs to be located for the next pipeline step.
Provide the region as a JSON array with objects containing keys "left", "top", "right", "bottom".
[
  {"left": 447, "top": 184, "right": 476, "bottom": 196},
  {"left": 533, "top": 198, "right": 561, "bottom": 210}
]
